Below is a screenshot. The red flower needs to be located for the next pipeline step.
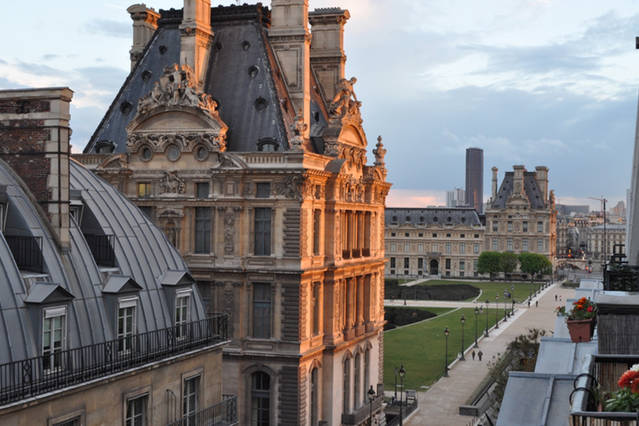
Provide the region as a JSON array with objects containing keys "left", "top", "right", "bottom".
[
  {"left": 587, "top": 306, "right": 593, "bottom": 312},
  {"left": 618, "top": 370, "right": 639, "bottom": 391}
]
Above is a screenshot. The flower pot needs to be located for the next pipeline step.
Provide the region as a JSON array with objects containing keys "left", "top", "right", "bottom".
[{"left": 567, "top": 319, "right": 594, "bottom": 343}]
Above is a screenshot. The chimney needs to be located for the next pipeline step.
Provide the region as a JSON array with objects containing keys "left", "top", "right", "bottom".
[
  {"left": 535, "top": 166, "right": 549, "bottom": 203},
  {"left": 127, "top": 4, "right": 160, "bottom": 70},
  {"left": 0, "top": 88, "right": 73, "bottom": 249},
  {"left": 308, "top": 8, "right": 350, "bottom": 101},
  {"left": 269, "top": 0, "right": 311, "bottom": 138},
  {"left": 180, "top": 0, "right": 213, "bottom": 90},
  {"left": 512, "top": 165, "right": 526, "bottom": 197},
  {"left": 491, "top": 166, "right": 498, "bottom": 200}
]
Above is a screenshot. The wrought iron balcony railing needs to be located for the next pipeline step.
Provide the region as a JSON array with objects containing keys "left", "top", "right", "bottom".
[
  {"left": 0, "top": 315, "right": 228, "bottom": 406},
  {"left": 167, "top": 394, "right": 238, "bottom": 426},
  {"left": 84, "top": 233, "right": 116, "bottom": 267},
  {"left": 4, "top": 235, "right": 43, "bottom": 273}
]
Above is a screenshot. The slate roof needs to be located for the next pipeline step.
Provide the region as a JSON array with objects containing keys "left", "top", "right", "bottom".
[
  {"left": 84, "top": 4, "right": 323, "bottom": 155},
  {"left": 491, "top": 171, "right": 546, "bottom": 209},
  {"left": 0, "top": 159, "right": 206, "bottom": 364},
  {"left": 385, "top": 208, "right": 482, "bottom": 227}
]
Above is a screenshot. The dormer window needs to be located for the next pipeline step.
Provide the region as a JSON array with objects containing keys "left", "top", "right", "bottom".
[
  {"left": 117, "top": 297, "right": 137, "bottom": 353},
  {"left": 43, "top": 306, "right": 66, "bottom": 372},
  {"left": 257, "top": 138, "right": 279, "bottom": 152},
  {"left": 70, "top": 194, "right": 84, "bottom": 225},
  {"left": 175, "top": 289, "right": 192, "bottom": 340},
  {"left": 0, "top": 202, "right": 5, "bottom": 233}
]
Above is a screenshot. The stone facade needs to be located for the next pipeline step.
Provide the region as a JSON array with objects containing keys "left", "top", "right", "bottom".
[
  {"left": 485, "top": 165, "right": 557, "bottom": 262},
  {"left": 384, "top": 208, "right": 484, "bottom": 278},
  {"left": 77, "top": 2, "right": 390, "bottom": 425},
  {"left": 587, "top": 224, "right": 626, "bottom": 262}
]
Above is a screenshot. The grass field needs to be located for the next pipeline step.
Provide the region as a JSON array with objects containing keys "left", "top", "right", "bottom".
[
  {"left": 416, "top": 280, "right": 542, "bottom": 303},
  {"left": 383, "top": 307, "right": 500, "bottom": 390}
]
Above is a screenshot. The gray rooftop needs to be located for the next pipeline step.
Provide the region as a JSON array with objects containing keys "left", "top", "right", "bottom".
[
  {"left": 385, "top": 208, "right": 482, "bottom": 227},
  {"left": 491, "top": 171, "right": 546, "bottom": 209}
]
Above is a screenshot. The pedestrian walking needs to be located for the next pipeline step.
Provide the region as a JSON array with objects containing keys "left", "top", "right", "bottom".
[
  {"left": 536, "top": 300, "right": 539, "bottom": 308},
  {"left": 555, "top": 294, "right": 557, "bottom": 302},
  {"left": 478, "top": 350, "right": 483, "bottom": 361},
  {"left": 528, "top": 300, "right": 530, "bottom": 307},
  {"left": 472, "top": 350, "right": 476, "bottom": 360}
]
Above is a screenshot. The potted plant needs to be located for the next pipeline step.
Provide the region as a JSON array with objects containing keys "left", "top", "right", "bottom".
[
  {"left": 604, "top": 364, "right": 639, "bottom": 412},
  {"left": 565, "top": 297, "right": 596, "bottom": 343}
]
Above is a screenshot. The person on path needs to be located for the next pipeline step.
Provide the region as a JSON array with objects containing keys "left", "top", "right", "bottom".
[
  {"left": 472, "top": 350, "right": 476, "bottom": 360},
  {"left": 478, "top": 350, "right": 483, "bottom": 361},
  {"left": 536, "top": 300, "right": 539, "bottom": 308},
  {"left": 555, "top": 294, "right": 558, "bottom": 301}
]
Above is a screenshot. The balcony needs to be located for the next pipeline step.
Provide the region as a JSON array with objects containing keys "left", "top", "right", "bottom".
[
  {"left": 0, "top": 315, "right": 228, "bottom": 406},
  {"left": 167, "top": 394, "right": 238, "bottom": 426},
  {"left": 84, "top": 233, "right": 116, "bottom": 267},
  {"left": 5, "top": 235, "right": 43, "bottom": 273},
  {"left": 341, "top": 393, "right": 383, "bottom": 425},
  {"left": 570, "top": 355, "right": 639, "bottom": 426}
]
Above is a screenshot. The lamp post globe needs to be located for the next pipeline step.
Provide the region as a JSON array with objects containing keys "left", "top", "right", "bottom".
[{"left": 460, "top": 315, "right": 466, "bottom": 360}]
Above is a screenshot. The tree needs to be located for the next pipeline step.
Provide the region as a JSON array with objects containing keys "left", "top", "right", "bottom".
[
  {"left": 519, "top": 253, "right": 552, "bottom": 280},
  {"left": 500, "top": 252, "right": 519, "bottom": 275},
  {"left": 478, "top": 251, "right": 502, "bottom": 280}
]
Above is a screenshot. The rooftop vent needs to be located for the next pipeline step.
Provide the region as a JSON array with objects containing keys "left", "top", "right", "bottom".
[
  {"left": 248, "top": 66, "right": 259, "bottom": 78},
  {"left": 159, "top": 45, "right": 167, "bottom": 54},
  {"left": 242, "top": 40, "right": 250, "bottom": 50},
  {"left": 120, "top": 101, "right": 132, "bottom": 114},
  {"left": 141, "top": 70, "right": 152, "bottom": 81},
  {"left": 254, "top": 97, "right": 267, "bottom": 111}
]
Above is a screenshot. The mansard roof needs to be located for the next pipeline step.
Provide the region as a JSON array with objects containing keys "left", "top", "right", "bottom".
[
  {"left": 385, "top": 208, "right": 482, "bottom": 227},
  {"left": 85, "top": 4, "right": 329, "bottom": 155},
  {"left": 0, "top": 159, "right": 206, "bottom": 364},
  {"left": 491, "top": 171, "right": 546, "bottom": 209}
]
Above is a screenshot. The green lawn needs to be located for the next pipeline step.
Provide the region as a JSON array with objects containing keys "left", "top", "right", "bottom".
[
  {"left": 383, "top": 308, "right": 501, "bottom": 390},
  {"left": 418, "top": 280, "right": 542, "bottom": 303}
]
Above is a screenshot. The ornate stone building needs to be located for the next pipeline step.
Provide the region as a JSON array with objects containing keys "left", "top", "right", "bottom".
[
  {"left": 77, "top": 2, "right": 390, "bottom": 425},
  {"left": 384, "top": 208, "right": 485, "bottom": 278},
  {"left": 485, "top": 165, "right": 557, "bottom": 262},
  {"left": 587, "top": 224, "right": 626, "bottom": 262},
  {"left": 0, "top": 88, "right": 233, "bottom": 425}
]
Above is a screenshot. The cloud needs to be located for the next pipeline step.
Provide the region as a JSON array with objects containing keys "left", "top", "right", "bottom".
[
  {"left": 387, "top": 189, "right": 447, "bottom": 207},
  {"left": 85, "top": 19, "right": 130, "bottom": 38}
]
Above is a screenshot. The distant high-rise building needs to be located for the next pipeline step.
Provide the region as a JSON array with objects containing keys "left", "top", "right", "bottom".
[
  {"left": 466, "top": 147, "right": 484, "bottom": 213},
  {"left": 446, "top": 187, "right": 466, "bottom": 207}
]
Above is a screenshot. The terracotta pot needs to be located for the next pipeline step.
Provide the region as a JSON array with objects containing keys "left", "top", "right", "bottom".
[{"left": 566, "top": 319, "right": 593, "bottom": 343}]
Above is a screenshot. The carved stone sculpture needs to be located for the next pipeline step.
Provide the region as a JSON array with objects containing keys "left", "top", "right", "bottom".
[
  {"left": 289, "top": 111, "right": 307, "bottom": 152},
  {"left": 329, "top": 77, "right": 362, "bottom": 119},
  {"left": 224, "top": 208, "right": 235, "bottom": 255},
  {"left": 159, "top": 171, "right": 185, "bottom": 194},
  {"left": 273, "top": 175, "right": 304, "bottom": 200},
  {"left": 373, "top": 135, "right": 386, "bottom": 168}
]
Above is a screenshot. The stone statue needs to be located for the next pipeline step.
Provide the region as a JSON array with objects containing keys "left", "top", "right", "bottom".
[
  {"left": 373, "top": 135, "right": 386, "bottom": 167},
  {"left": 160, "top": 171, "right": 185, "bottom": 194},
  {"left": 289, "top": 111, "right": 307, "bottom": 152},
  {"left": 224, "top": 209, "right": 235, "bottom": 255},
  {"left": 329, "top": 77, "right": 361, "bottom": 118}
]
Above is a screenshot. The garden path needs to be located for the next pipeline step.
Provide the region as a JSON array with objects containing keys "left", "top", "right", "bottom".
[{"left": 403, "top": 282, "right": 574, "bottom": 426}]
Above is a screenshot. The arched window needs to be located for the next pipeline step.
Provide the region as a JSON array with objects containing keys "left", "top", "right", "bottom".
[
  {"left": 343, "top": 358, "right": 351, "bottom": 414},
  {"left": 251, "top": 372, "right": 270, "bottom": 426},
  {"left": 310, "top": 367, "right": 319, "bottom": 425},
  {"left": 354, "top": 353, "right": 361, "bottom": 409}
]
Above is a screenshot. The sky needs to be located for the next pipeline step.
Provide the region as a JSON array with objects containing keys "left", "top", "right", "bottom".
[{"left": 2, "top": 0, "right": 639, "bottom": 210}]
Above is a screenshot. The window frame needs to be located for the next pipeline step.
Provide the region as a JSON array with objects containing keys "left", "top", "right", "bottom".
[
  {"left": 252, "top": 283, "right": 272, "bottom": 339},
  {"left": 254, "top": 207, "right": 272, "bottom": 256},
  {"left": 136, "top": 182, "right": 152, "bottom": 198},
  {"left": 194, "top": 207, "right": 212, "bottom": 254},
  {"left": 251, "top": 371, "right": 271, "bottom": 426},
  {"left": 124, "top": 392, "right": 149, "bottom": 426},
  {"left": 195, "top": 182, "right": 209, "bottom": 199},
  {"left": 183, "top": 374, "right": 201, "bottom": 423},
  {"left": 117, "top": 297, "right": 137, "bottom": 354},
  {"left": 42, "top": 306, "right": 67, "bottom": 373},
  {"left": 175, "top": 290, "right": 191, "bottom": 341}
]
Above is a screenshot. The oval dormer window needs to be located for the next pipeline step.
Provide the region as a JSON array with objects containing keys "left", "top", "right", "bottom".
[
  {"left": 140, "top": 146, "right": 152, "bottom": 161},
  {"left": 166, "top": 145, "right": 180, "bottom": 162}
]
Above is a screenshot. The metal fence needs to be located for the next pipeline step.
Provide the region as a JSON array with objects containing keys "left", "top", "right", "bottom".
[
  {"left": 84, "top": 233, "right": 116, "bottom": 267},
  {"left": 5, "top": 235, "right": 43, "bottom": 273},
  {"left": 0, "top": 315, "right": 228, "bottom": 406},
  {"left": 167, "top": 394, "right": 238, "bottom": 426}
]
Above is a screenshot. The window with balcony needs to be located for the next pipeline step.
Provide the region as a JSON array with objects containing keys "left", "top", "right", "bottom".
[
  {"left": 117, "top": 298, "right": 136, "bottom": 353},
  {"left": 254, "top": 208, "right": 272, "bottom": 256},
  {"left": 175, "top": 291, "right": 190, "bottom": 340},
  {"left": 252, "top": 283, "right": 272, "bottom": 338},
  {"left": 42, "top": 307, "right": 66, "bottom": 372}
]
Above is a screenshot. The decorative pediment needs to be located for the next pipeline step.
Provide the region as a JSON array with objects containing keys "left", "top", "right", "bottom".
[{"left": 126, "top": 64, "right": 228, "bottom": 158}]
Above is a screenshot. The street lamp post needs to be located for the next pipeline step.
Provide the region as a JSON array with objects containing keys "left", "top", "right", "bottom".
[
  {"left": 503, "top": 297, "right": 508, "bottom": 321},
  {"left": 484, "top": 300, "right": 490, "bottom": 337},
  {"left": 368, "top": 386, "right": 376, "bottom": 426},
  {"left": 399, "top": 365, "right": 406, "bottom": 426},
  {"left": 511, "top": 299, "right": 515, "bottom": 316},
  {"left": 444, "top": 328, "right": 450, "bottom": 377},
  {"left": 495, "top": 295, "right": 499, "bottom": 328},
  {"left": 460, "top": 315, "right": 466, "bottom": 360},
  {"left": 394, "top": 367, "right": 398, "bottom": 401},
  {"left": 474, "top": 306, "right": 481, "bottom": 347}
]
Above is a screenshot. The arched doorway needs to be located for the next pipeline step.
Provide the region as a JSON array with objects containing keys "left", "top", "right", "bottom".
[{"left": 430, "top": 259, "right": 439, "bottom": 275}]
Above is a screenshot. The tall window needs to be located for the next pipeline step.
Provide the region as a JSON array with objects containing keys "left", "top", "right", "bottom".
[
  {"left": 537, "top": 221, "right": 543, "bottom": 233},
  {"left": 460, "top": 260, "right": 465, "bottom": 271},
  {"left": 175, "top": 292, "right": 190, "bottom": 340},
  {"left": 183, "top": 375, "right": 200, "bottom": 425},
  {"left": 445, "top": 258, "right": 451, "bottom": 269},
  {"left": 310, "top": 368, "right": 319, "bottom": 426},
  {"left": 538, "top": 239, "right": 544, "bottom": 251},
  {"left": 460, "top": 243, "right": 465, "bottom": 254},
  {"left": 118, "top": 299, "right": 136, "bottom": 353},
  {"left": 404, "top": 257, "right": 409, "bottom": 268},
  {"left": 446, "top": 242, "right": 451, "bottom": 254},
  {"left": 137, "top": 182, "right": 151, "bottom": 198},
  {"left": 253, "top": 283, "right": 272, "bottom": 338},
  {"left": 492, "top": 221, "right": 498, "bottom": 232},
  {"left": 507, "top": 239, "right": 513, "bottom": 251},
  {"left": 523, "top": 221, "right": 528, "bottom": 232},
  {"left": 507, "top": 221, "right": 513, "bottom": 232},
  {"left": 313, "top": 209, "right": 321, "bottom": 255},
  {"left": 254, "top": 208, "right": 272, "bottom": 256},
  {"left": 492, "top": 239, "right": 498, "bottom": 250},
  {"left": 343, "top": 358, "right": 351, "bottom": 414},
  {"left": 256, "top": 182, "right": 271, "bottom": 198},
  {"left": 251, "top": 372, "right": 270, "bottom": 426},
  {"left": 196, "top": 182, "right": 209, "bottom": 198},
  {"left": 522, "top": 239, "right": 529, "bottom": 251},
  {"left": 42, "top": 307, "right": 66, "bottom": 371},
  {"left": 354, "top": 353, "right": 361, "bottom": 409},
  {"left": 390, "top": 258, "right": 396, "bottom": 268},
  {"left": 126, "top": 394, "right": 148, "bottom": 426},
  {"left": 418, "top": 258, "right": 424, "bottom": 269},
  {"left": 473, "top": 244, "right": 479, "bottom": 254},
  {"left": 312, "top": 283, "right": 321, "bottom": 336},
  {"left": 194, "top": 207, "right": 211, "bottom": 254}
]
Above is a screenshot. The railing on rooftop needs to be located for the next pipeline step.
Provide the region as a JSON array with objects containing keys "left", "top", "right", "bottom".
[
  {"left": 5, "top": 235, "right": 43, "bottom": 273},
  {"left": 166, "top": 394, "right": 238, "bottom": 426},
  {"left": 84, "top": 233, "right": 116, "bottom": 267},
  {"left": 0, "top": 315, "right": 228, "bottom": 406},
  {"left": 570, "top": 355, "right": 639, "bottom": 426}
]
